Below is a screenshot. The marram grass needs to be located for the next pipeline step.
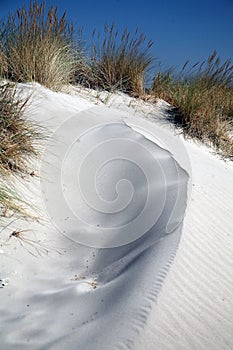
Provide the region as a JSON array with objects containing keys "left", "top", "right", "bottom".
[
  {"left": 0, "top": 82, "right": 41, "bottom": 217},
  {"left": 152, "top": 52, "right": 233, "bottom": 159},
  {"left": 0, "top": 2, "right": 76, "bottom": 90}
]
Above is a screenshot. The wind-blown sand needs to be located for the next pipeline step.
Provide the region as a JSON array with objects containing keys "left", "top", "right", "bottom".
[{"left": 0, "top": 83, "right": 233, "bottom": 350}]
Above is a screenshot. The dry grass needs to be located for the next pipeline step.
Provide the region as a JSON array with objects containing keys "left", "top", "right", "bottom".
[
  {"left": 0, "top": 82, "right": 41, "bottom": 216},
  {"left": 0, "top": 184, "right": 27, "bottom": 218},
  {"left": 75, "top": 24, "right": 153, "bottom": 96},
  {"left": 0, "top": 83, "right": 40, "bottom": 175},
  {"left": 0, "top": 1, "right": 76, "bottom": 90},
  {"left": 0, "top": 2, "right": 232, "bottom": 160},
  {"left": 152, "top": 52, "right": 233, "bottom": 158}
]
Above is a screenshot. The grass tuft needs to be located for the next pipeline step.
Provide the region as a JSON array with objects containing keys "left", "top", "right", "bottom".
[
  {"left": 152, "top": 52, "right": 233, "bottom": 158},
  {"left": 0, "top": 183, "right": 27, "bottom": 217},
  {"left": 75, "top": 24, "right": 153, "bottom": 96},
  {"left": 0, "top": 1, "right": 76, "bottom": 90},
  {"left": 0, "top": 82, "right": 41, "bottom": 216},
  {"left": 0, "top": 83, "right": 41, "bottom": 175}
]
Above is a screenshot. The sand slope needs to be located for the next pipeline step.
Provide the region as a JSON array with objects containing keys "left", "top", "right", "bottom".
[
  {"left": 1, "top": 83, "right": 233, "bottom": 350},
  {"left": 135, "top": 141, "right": 233, "bottom": 350}
]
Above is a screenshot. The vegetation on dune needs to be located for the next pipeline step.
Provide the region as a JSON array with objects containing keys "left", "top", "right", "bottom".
[
  {"left": 0, "top": 2, "right": 76, "bottom": 90},
  {"left": 0, "top": 83, "right": 40, "bottom": 175},
  {"left": 75, "top": 24, "right": 153, "bottom": 96},
  {"left": 0, "top": 0, "right": 232, "bottom": 222},
  {"left": 152, "top": 52, "right": 233, "bottom": 158},
  {"left": 0, "top": 183, "right": 25, "bottom": 217},
  {"left": 0, "top": 1, "right": 153, "bottom": 95},
  {"left": 0, "top": 82, "right": 41, "bottom": 217}
]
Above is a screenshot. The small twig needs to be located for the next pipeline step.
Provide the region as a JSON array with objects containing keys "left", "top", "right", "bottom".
[{"left": 6, "top": 229, "right": 63, "bottom": 257}]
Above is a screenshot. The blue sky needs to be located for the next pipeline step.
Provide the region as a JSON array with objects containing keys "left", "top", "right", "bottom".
[{"left": 1, "top": 0, "right": 233, "bottom": 74}]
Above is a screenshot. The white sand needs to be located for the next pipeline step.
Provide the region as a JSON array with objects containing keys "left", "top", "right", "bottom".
[{"left": 0, "top": 83, "right": 233, "bottom": 350}]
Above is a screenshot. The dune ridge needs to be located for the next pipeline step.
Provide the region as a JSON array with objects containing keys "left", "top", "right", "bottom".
[{"left": 1, "top": 83, "right": 232, "bottom": 350}]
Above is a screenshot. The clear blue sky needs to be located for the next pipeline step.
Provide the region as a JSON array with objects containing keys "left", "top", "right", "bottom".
[{"left": 1, "top": 0, "right": 233, "bottom": 74}]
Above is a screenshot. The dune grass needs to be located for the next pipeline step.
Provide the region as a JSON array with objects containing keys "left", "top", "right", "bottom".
[
  {"left": 75, "top": 24, "right": 154, "bottom": 96},
  {"left": 0, "top": 183, "right": 26, "bottom": 217},
  {"left": 0, "top": 83, "right": 40, "bottom": 175},
  {"left": 0, "top": 1, "right": 232, "bottom": 160},
  {"left": 0, "top": 82, "right": 41, "bottom": 216},
  {"left": 152, "top": 52, "right": 233, "bottom": 158},
  {"left": 0, "top": 3, "right": 154, "bottom": 95},
  {"left": 0, "top": 2, "right": 76, "bottom": 91}
]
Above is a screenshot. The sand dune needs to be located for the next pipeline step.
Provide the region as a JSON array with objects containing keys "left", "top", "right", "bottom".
[
  {"left": 135, "top": 141, "right": 233, "bottom": 350},
  {"left": 0, "top": 84, "right": 233, "bottom": 350}
]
